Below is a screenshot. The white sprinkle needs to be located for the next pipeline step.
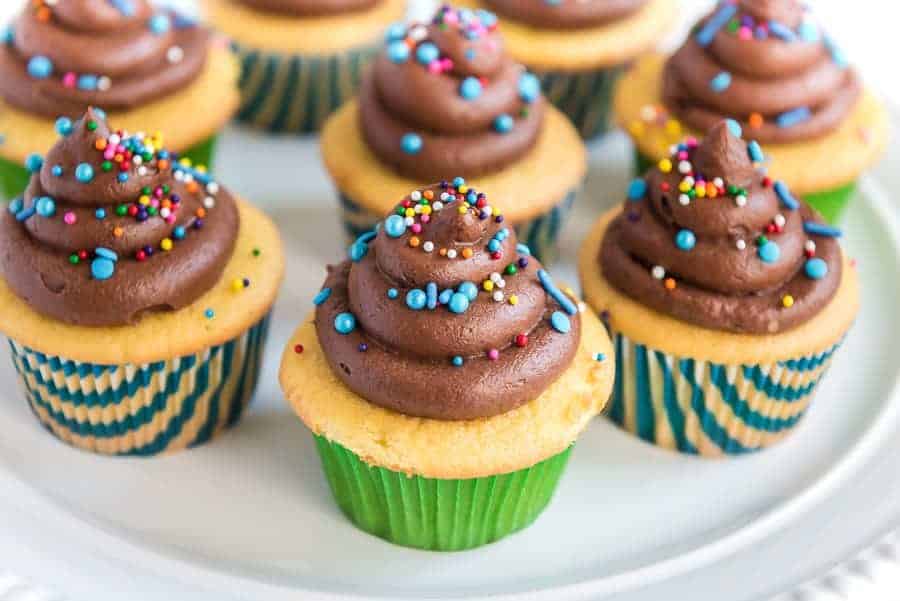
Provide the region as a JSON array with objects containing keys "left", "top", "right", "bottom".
[
  {"left": 440, "top": 192, "right": 451, "bottom": 201},
  {"left": 713, "top": 177, "right": 724, "bottom": 188},
  {"left": 410, "top": 190, "right": 422, "bottom": 201},
  {"left": 206, "top": 182, "right": 219, "bottom": 195},
  {"left": 496, "top": 279, "right": 506, "bottom": 289},
  {"left": 183, "top": 173, "right": 194, "bottom": 183},
  {"left": 578, "top": 301, "right": 586, "bottom": 313},
  {"left": 678, "top": 160, "right": 692, "bottom": 174},
  {"left": 160, "top": 207, "right": 171, "bottom": 218},
  {"left": 490, "top": 272, "right": 502, "bottom": 283},
  {"left": 137, "top": 166, "right": 148, "bottom": 176},
  {"left": 173, "top": 171, "right": 184, "bottom": 181},
  {"left": 492, "top": 291, "right": 504, "bottom": 302},
  {"left": 414, "top": 204, "right": 422, "bottom": 213},
  {"left": 735, "top": 194, "right": 747, "bottom": 207},
  {"left": 447, "top": 249, "right": 458, "bottom": 259},
  {"left": 97, "top": 76, "right": 111, "bottom": 91},
  {"left": 683, "top": 176, "right": 695, "bottom": 187},
  {"left": 203, "top": 196, "right": 215, "bottom": 209},
  {"left": 167, "top": 46, "right": 184, "bottom": 63},
  {"left": 736, "top": 239, "right": 747, "bottom": 250},
  {"left": 679, "top": 194, "right": 690, "bottom": 206},
  {"left": 423, "top": 241, "right": 434, "bottom": 252},
  {"left": 404, "top": 216, "right": 414, "bottom": 226},
  {"left": 640, "top": 105, "right": 657, "bottom": 121},
  {"left": 651, "top": 265, "right": 666, "bottom": 280},
  {"left": 133, "top": 156, "right": 143, "bottom": 165},
  {"left": 432, "top": 201, "right": 443, "bottom": 211},
  {"left": 482, "top": 205, "right": 492, "bottom": 216},
  {"left": 409, "top": 25, "right": 427, "bottom": 41},
  {"left": 805, "top": 240, "right": 816, "bottom": 252},
  {"left": 109, "top": 134, "right": 121, "bottom": 145},
  {"left": 774, "top": 213, "right": 786, "bottom": 227}
]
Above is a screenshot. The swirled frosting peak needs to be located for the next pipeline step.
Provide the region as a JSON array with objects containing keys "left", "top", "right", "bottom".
[
  {"left": 314, "top": 178, "right": 581, "bottom": 420},
  {"left": 359, "top": 5, "right": 546, "bottom": 181},
  {"left": 0, "top": 0, "right": 209, "bottom": 118},
  {"left": 601, "top": 120, "right": 843, "bottom": 334},
  {"left": 662, "top": 0, "right": 861, "bottom": 144},
  {"left": 0, "top": 108, "right": 239, "bottom": 326},
  {"left": 235, "top": 0, "right": 379, "bottom": 17},
  {"left": 483, "top": 0, "right": 648, "bottom": 30}
]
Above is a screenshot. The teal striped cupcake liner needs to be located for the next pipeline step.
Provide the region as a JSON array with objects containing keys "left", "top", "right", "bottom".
[
  {"left": 607, "top": 331, "right": 841, "bottom": 456},
  {"left": 7, "top": 313, "right": 271, "bottom": 456},
  {"left": 315, "top": 435, "right": 573, "bottom": 551},
  {"left": 539, "top": 66, "right": 624, "bottom": 140},
  {"left": 338, "top": 189, "right": 577, "bottom": 264},
  {"left": 233, "top": 41, "right": 376, "bottom": 134}
]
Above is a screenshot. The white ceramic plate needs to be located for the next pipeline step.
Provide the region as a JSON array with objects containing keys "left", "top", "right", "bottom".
[{"left": 1, "top": 120, "right": 899, "bottom": 601}]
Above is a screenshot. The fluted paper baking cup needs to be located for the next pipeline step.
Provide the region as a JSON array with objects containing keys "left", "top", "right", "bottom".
[
  {"left": 606, "top": 331, "right": 841, "bottom": 457},
  {"left": 338, "top": 189, "right": 577, "bottom": 265},
  {"left": 233, "top": 41, "right": 376, "bottom": 134},
  {"left": 632, "top": 149, "right": 857, "bottom": 224},
  {"left": 8, "top": 313, "right": 271, "bottom": 456},
  {"left": 540, "top": 66, "right": 623, "bottom": 141},
  {"left": 315, "top": 436, "right": 573, "bottom": 551}
]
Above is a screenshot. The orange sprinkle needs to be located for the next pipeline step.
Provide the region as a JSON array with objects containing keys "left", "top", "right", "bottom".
[
  {"left": 408, "top": 236, "right": 420, "bottom": 248},
  {"left": 439, "top": 248, "right": 447, "bottom": 256},
  {"left": 157, "top": 159, "right": 170, "bottom": 170},
  {"left": 706, "top": 182, "right": 717, "bottom": 198},
  {"left": 161, "top": 199, "right": 171, "bottom": 209},
  {"left": 196, "top": 207, "right": 206, "bottom": 218},
  {"left": 461, "top": 248, "right": 473, "bottom": 259},
  {"left": 186, "top": 181, "right": 199, "bottom": 194},
  {"left": 664, "top": 278, "right": 676, "bottom": 290},
  {"left": 113, "top": 226, "right": 123, "bottom": 238},
  {"left": 423, "top": 189, "right": 434, "bottom": 200},
  {"left": 749, "top": 113, "right": 764, "bottom": 129},
  {"left": 94, "top": 139, "right": 107, "bottom": 151},
  {"left": 36, "top": 7, "right": 50, "bottom": 21}
]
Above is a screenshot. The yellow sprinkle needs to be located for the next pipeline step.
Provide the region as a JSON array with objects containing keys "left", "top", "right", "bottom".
[
  {"left": 421, "top": 205, "right": 432, "bottom": 215},
  {"left": 483, "top": 280, "right": 494, "bottom": 292},
  {"left": 695, "top": 184, "right": 706, "bottom": 198},
  {"left": 178, "top": 158, "right": 192, "bottom": 167},
  {"left": 665, "top": 119, "right": 682, "bottom": 137},
  {"left": 458, "top": 185, "right": 469, "bottom": 194},
  {"left": 231, "top": 278, "right": 244, "bottom": 292},
  {"left": 138, "top": 195, "right": 150, "bottom": 206},
  {"left": 457, "top": 205, "right": 468, "bottom": 215},
  {"left": 160, "top": 238, "right": 173, "bottom": 251},
  {"left": 405, "top": 208, "right": 415, "bottom": 217},
  {"left": 658, "top": 158, "right": 672, "bottom": 173},
  {"left": 508, "top": 295, "right": 518, "bottom": 305},
  {"left": 196, "top": 165, "right": 207, "bottom": 174},
  {"left": 782, "top": 295, "right": 794, "bottom": 308},
  {"left": 679, "top": 181, "right": 691, "bottom": 193}
]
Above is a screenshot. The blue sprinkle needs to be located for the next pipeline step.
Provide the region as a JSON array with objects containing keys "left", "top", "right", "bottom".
[
  {"left": 401, "top": 132, "right": 423, "bottom": 154},
  {"left": 488, "top": 239, "right": 501, "bottom": 252},
  {"left": 725, "top": 118, "right": 742, "bottom": 138},
  {"left": 55, "top": 117, "right": 73, "bottom": 137},
  {"left": 798, "top": 21, "right": 819, "bottom": 43},
  {"left": 758, "top": 240, "right": 781, "bottom": 264},
  {"left": 448, "top": 292, "right": 470, "bottom": 314},
  {"left": 538, "top": 269, "right": 577, "bottom": 315},
  {"left": 117, "top": 172, "right": 129, "bottom": 183},
  {"left": 460, "top": 76, "right": 483, "bottom": 100},
  {"left": 774, "top": 181, "right": 799, "bottom": 211},
  {"left": 387, "top": 288, "right": 399, "bottom": 299},
  {"left": 803, "top": 221, "right": 842, "bottom": 238},
  {"left": 385, "top": 22, "right": 406, "bottom": 42},
  {"left": 75, "top": 163, "right": 94, "bottom": 183},
  {"left": 2, "top": 26, "right": 13, "bottom": 45},
  {"left": 384, "top": 214, "right": 406, "bottom": 237},
  {"left": 776, "top": 107, "right": 811, "bottom": 128},
  {"left": 696, "top": 4, "right": 737, "bottom": 46},
  {"left": 27, "top": 56, "right": 53, "bottom": 79},
  {"left": 349, "top": 241, "right": 368, "bottom": 262},
  {"left": 313, "top": 287, "right": 332, "bottom": 306},
  {"left": 453, "top": 177, "right": 465, "bottom": 187},
  {"left": 15, "top": 205, "right": 35, "bottom": 222},
  {"left": 25, "top": 154, "right": 43, "bottom": 173},
  {"left": 458, "top": 281, "right": 478, "bottom": 301},
  {"left": 415, "top": 42, "right": 439, "bottom": 65},
  {"left": 77, "top": 74, "right": 99, "bottom": 91},
  {"left": 594, "top": 353, "right": 606, "bottom": 362},
  {"left": 768, "top": 20, "right": 797, "bottom": 42},
  {"left": 93, "top": 107, "right": 107, "bottom": 120},
  {"left": 205, "top": 308, "right": 215, "bottom": 319},
  {"left": 710, "top": 71, "right": 732, "bottom": 92},
  {"left": 627, "top": 178, "right": 647, "bottom": 201},
  {"left": 824, "top": 36, "right": 848, "bottom": 69},
  {"left": 438, "top": 289, "right": 453, "bottom": 305},
  {"left": 7, "top": 197, "right": 23, "bottom": 214},
  {"left": 452, "top": 355, "right": 464, "bottom": 367},
  {"left": 95, "top": 208, "right": 106, "bottom": 220},
  {"left": 406, "top": 289, "right": 427, "bottom": 310},
  {"left": 148, "top": 14, "right": 171, "bottom": 35},
  {"left": 476, "top": 9, "right": 497, "bottom": 27},
  {"left": 387, "top": 41, "right": 410, "bottom": 64},
  {"left": 550, "top": 311, "right": 571, "bottom": 334},
  {"left": 109, "top": 0, "right": 136, "bottom": 17},
  {"left": 173, "top": 226, "right": 186, "bottom": 240},
  {"left": 173, "top": 13, "right": 196, "bottom": 28},
  {"left": 747, "top": 140, "right": 764, "bottom": 163},
  {"left": 464, "top": 48, "right": 476, "bottom": 61},
  {"left": 516, "top": 243, "right": 531, "bottom": 256},
  {"left": 95, "top": 247, "right": 118, "bottom": 262},
  {"left": 493, "top": 114, "right": 514, "bottom": 134},
  {"left": 91, "top": 257, "right": 115, "bottom": 280},
  {"left": 51, "top": 165, "right": 63, "bottom": 177},
  {"left": 518, "top": 72, "right": 541, "bottom": 103},
  {"left": 426, "top": 282, "right": 438, "bottom": 309},
  {"left": 675, "top": 229, "right": 696, "bottom": 251},
  {"left": 334, "top": 312, "right": 356, "bottom": 334},
  {"left": 35, "top": 196, "right": 55, "bottom": 217}
]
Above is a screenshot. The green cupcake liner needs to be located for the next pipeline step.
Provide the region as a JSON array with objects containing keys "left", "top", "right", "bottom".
[
  {"left": 315, "top": 435, "right": 573, "bottom": 551},
  {"left": 233, "top": 41, "right": 376, "bottom": 135},
  {"left": 0, "top": 134, "right": 220, "bottom": 202},
  {"left": 338, "top": 189, "right": 577, "bottom": 265},
  {"left": 539, "top": 66, "right": 624, "bottom": 140},
  {"left": 632, "top": 149, "right": 857, "bottom": 224}
]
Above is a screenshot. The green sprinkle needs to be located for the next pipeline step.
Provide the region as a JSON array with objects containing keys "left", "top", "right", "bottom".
[
  {"left": 87, "top": 120, "right": 97, "bottom": 131},
  {"left": 505, "top": 264, "right": 517, "bottom": 275},
  {"left": 101, "top": 161, "right": 113, "bottom": 172},
  {"left": 116, "top": 204, "right": 127, "bottom": 216},
  {"left": 252, "top": 247, "right": 261, "bottom": 257},
  {"left": 757, "top": 235, "right": 768, "bottom": 246},
  {"left": 727, "top": 18, "right": 740, "bottom": 33},
  {"left": 68, "top": 254, "right": 79, "bottom": 265},
  {"left": 147, "top": 206, "right": 158, "bottom": 216}
]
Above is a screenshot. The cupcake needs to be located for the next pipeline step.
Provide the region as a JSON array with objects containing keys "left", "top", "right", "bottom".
[
  {"left": 0, "top": 109, "right": 284, "bottom": 456},
  {"left": 579, "top": 121, "right": 858, "bottom": 457},
  {"left": 320, "top": 4, "right": 586, "bottom": 264},
  {"left": 0, "top": 0, "right": 240, "bottom": 200},
  {"left": 280, "top": 180, "right": 613, "bottom": 550},
  {"left": 614, "top": 0, "right": 888, "bottom": 224},
  {"left": 202, "top": 0, "right": 406, "bottom": 134},
  {"left": 457, "top": 0, "right": 676, "bottom": 140}
]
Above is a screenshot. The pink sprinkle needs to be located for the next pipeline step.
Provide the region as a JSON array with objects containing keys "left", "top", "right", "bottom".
[
  {"left": 150, "top": 199, "right": 160, "bottom": 208},
  {"left": 678, "top": 151, "right": 689, "bottom": 160},
  {"left": 104, "top": 149, "right": 115, "bottom": 160},
  {"left": 420, "top": 215, "right": 430, "bottom": 224},
  {"left": 411, "top": 223, "right": 422, "bottom": 234},
  {"left": 428, "top": 61, "right": 442, "bottom": 74},
  {"left": 441, "top": 58, "right": 454, "bottom": 70},
  {"left": 63, "top": 212, "right": 76, "bottom": 225},
  {"left": 739, "top": 26, "right": 752, "bottom": 40},
  {"left": 165, "top": 215, "right": 176, "bottom": 224},
  {"left": 686, "top": 137, "right": 698, "bottom": 148},
  {"left": 444, "top": 11, "right": 458, "bottom": 24},
  {"left": 62, "top": 72, "right": 77, "bottom": 88},
  {"left": 487, "top": 349, "right": 499, "bottom": 361}
]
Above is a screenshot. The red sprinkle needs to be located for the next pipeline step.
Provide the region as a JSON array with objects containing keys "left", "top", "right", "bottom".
[
  {"left": 514, "top": 334, "right": 528, "bottom": 347},
  {"left": 491, "top": 251, "right": 502, "bottom": 260},
  {"left": 294, "top": 344, "right": 304, "bottom": 354},
  {"left": 660, "top": 182, "right": 671, "bottom": 192}
]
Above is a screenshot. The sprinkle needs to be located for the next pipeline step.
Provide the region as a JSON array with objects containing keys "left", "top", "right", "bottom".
[
  {"left": 804, "top": 221, "right": 842, "bottom": 238},
  {"left": 658, "top": 158, "right": 672, "bottom": 173},
  {"left": 384, "top": 214, "right": 406, "bottom": 237},
  {"left": 664, "top": 278, "right": 676, "bottom": 290},
  {"left": 735, "top": 194, "right": 747, "bottom": 207},
  {"left": 486, "top": 348, "right": 500, "bottom": 361},
  {"left": 63, "top": 211, "right": 77, "bottom": 225},
  {"left": 516, "top": 243, "right": 531, "bottom": 256},
  {"left": 91, "top": 257, "right": 115, "bottom": 280},
  {"left": 313, "top": 287, "right": 332, "bottom": 305},
  {"left": 15, "top": 204, "right": 35, "bottom": 222},
  {"left": 25, "top": 154, "right": 43, "bottom": 173},
  {"left": 406, "top": 289, "right": 427, "bottom": 310},
  {"left": 776, "top": 107, "right": 811, "bottom": 129},
  {"left": 537, "top": 269, "right": 577, "bottom": 316},
  {"left": 448, "top": 292, "right": 470, "bottom": 314},
  {"left": 54, "top": 117, "right": 73, "bottom": 137},
  {"left": 675, "top": 229, "right": 696, "bottom": 251},
  {"left": 771, "top": 181, "right": 799, "bottom": 211},
  {"left": 805, "top": 258, "right": 828, "bottom": 279},
  {"left": 75, "top": 163, "right": 94, "bottom": 183},
  {"left": 452, "top": 356, "right": 464, "bottom": 367},
  {"left": 710, "top": 71, "right": 732, "bottom": 92},
  {"left": 32, "top": 196, "right": 56, "bottom": 218},
  {"left": 167, "top": 46, "right": 184, "bottom": 63},
  {"left": 758, "top": 240, "right": 781, "bottom": 263},
  {"left": 594, "top": 353, "right": 606, "bottom": 362},
  {"left": 400, "top": 133, "right": 423, "bottom": 154},
  {"left": 782, "top": 294, "right": 794, "bottom": 308},
  {"left": 205, "top": 308, "right": 215, "bottom": 319},
  {"left": 492, "top": 290, "right": 504, "bottom": 302},
  {"left": 27, "top": 56, "right": 53, "bottom": 79},
  {"left": 515, "top": 333, "right": 528, "bottom": 347},
  {"left": 824, "top": 35, "right": 848, "bottom": 69},
  {"left": 458, "top": 281, "right": 478, "bottom": 301},
  {"left": 696, "top": 4, "right": 738, "bottom": 46},
  {"left": 768, "top": 20, "right": 797, "bottom": 42},
  {"left": 460, "top": 76, "right": 483, "bottom": 100},
  {"left": 447, "top": 249, "right": 458, "bottom": 259},
  {"left": 518, "top": 72, "right": 541, "bottom": 103},
  {"left": 334, "top": 312, "right": 356, "bottom": 334},
  {"left": 725, "top": 119, "right": 742, "bottom": 138},
  {"left": 294, "top": 344, "right": 304, "bottom": 354},
  {"left": 387, "top": 288, "right": 398, "bottom": 299},
  {"left": 415, "top": 42, "right": 439, "bottom": 65},
  {"left": 387, "top": 41, "right": 410, "bottom": 63},
  {"left": 736, "top": 239, "right": 746, "bottom": 250},
  {"left": 550, "top": 311, "right": 571, "bottom": 334},
  {"left": 424, "top": 282, "right": 438, "bottom": 310},
  {"left": 384, "top": 22, "right": 406, "bottom": 42},
  {"left": 494, "top": 114, "right": 514, "bottom": 133},
  {"left": 627, "top": 178, "right": 647, "bottom": 201},
  {"left": 508, "top": 294, "right": 518, "bottom": 305},
  {"left": 748, "top": 140, "right": 764, "bottom": 163}
]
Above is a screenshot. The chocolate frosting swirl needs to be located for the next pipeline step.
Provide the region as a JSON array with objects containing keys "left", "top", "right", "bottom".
[
  {"left": 359, "top": 5, "right": 546, "bottom": 181},
  {"left": 0, "top": 109, "right": 239, "bottom": 327},
  {"left": 483, "top": 0, "right": 647, "bottom": 30},
  {"left": 662, "top": 0, "right": 861, "bottom": 144},
  {"left": 234, "top": 0, "right": 379, "bottom": 17},
  {"left": 0, "top": 0, "right": 209, "bottom": 118},
  {"left": 314, "top": 179, "right": 581, "bottom": 420},
  {"left": 600, "top": 121, "right": 843, "bottom": 334}
]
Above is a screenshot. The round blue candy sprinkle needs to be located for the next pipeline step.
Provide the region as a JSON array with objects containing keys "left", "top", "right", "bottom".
[
  {"left": 400, "top": 132, "right": 422, "bottom": 155},
  {"left": 117, "top": 173, "right": 129, "bottom": 183},
  {"left": 95, "top": 247, "right": 118, "bottom": 262},
  {"left": 415, "top": 42, "right": 439, "bottom": 65},
  {"left": 77, "top": 74, "right": 98, "bottom": 91},
  {"left": 709, "top": 71, "right": 732, "bottom": 92},
  {"left": 438, "top": 289, "right": 453, "bottom": 305},
  {"left": 24, "top": 153, "right": 43, "bottom": 173},
  {"left": 387, "top": 288, "right": 399, "bottom": 299},
  {"left": 453, "top": 176, "right": 466, "bottom": 187},
  {"left": 452, "top": 356, "right": 464, "bottom": 367},
  {"left": 205, "top": 308, "right": 215, "bottom": 319},
  {"left": 518, "top": 72, "right": 540, "bottom": 103},
  {"left": 173, "top": 226, "right": 186, "bottom": 240},
  {"left": 805, "top": 257, "right": 828, "bottom": 280},
  {"left": 75, "top": 163, "right": 94, "bottom": 183},
  {"left": 385, "top": 22, "right": 406, "bottom": 42},
  {"left": 516, "top": 243, "right": 531, "bottom": 256},
  {"left": 27, "top": 56, "right": 53, "bottom": 79},
  {"left": 51, "top": 165, "right": 63, "bottom": 177},
  {"left": 550, "top": 311, "right": 571, "bottom": 334},
  {"left": 1, "top": 26, "right": 13, "bottom": 45},
  {"left": 349, "top": 241, "right": 368, "bottom": 262},
  {"left": 406, "top": 289, "right": 427, "bottom": 310},
  {"left": 91, "top": 257, "right": 115, "bottom": 280},
  {"left": 148, "top": 14, "right": 171, "bottom": 35},
  {"left": 476, "top": 8, "right": 498, "bottom": 26},
  {"left": 95, "top": 208, "right": 106, "bottom": 220},
  {"left": 493, "top": 114, "right": 514, "bottom": 133},
  {"left": 627, "top": 178, "right": 647, "bottom": 201},
  {"left": 675, "top": 229, "right": 696, "bottom": 251},
  {"left": 384, "top": 214, "right": 406, "bottom": 238},
  {"left": 93, "top": 107, "right": 107, "bottom": 120},
  {"left": 725, "top": 118, "right": 743, "bottom": 138},
  {"left": 313, "top": 287, "right": 332, "bottom": 306},
  {"left": 7, "top": 197, "right": 23, "bottom": 214},
  {"left": 35, "top": 196, "right": 55, "bottom": 217},
  {"left": 334, "top": 312, "right": 356, "bottom": 334},
  {"left": 426, "top": 282, "right": 438, "bottom": 309},
  {"left": 758, "top": 240, "right": 781, "bottom": 264},
  {"left": 459, "top": 76, "right": 483, "bottom": 100},
  {"left": 55, "top": 117, "right": 73, "bottom": 137},
  {"left": 488, "top": 239, "right": 501, "bottom": 252},
  {"left": 458, "top": 281, "right": 478, "bottom": 301},
  {"left": 448, "top": 292, "right": 470, "bottom": 314},
  {"left": 464, "top": 48, "right": 476, "bottom": 61},
  {"left": 387, "top": 41, "right": 409, "bottom": 64}
]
